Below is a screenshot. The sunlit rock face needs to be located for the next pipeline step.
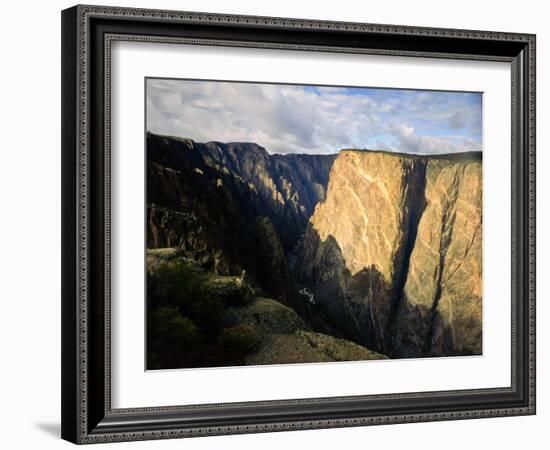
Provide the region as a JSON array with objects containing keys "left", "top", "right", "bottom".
[
  {"left": 394, "top": 159, "right": 482, "bottom": 357},
  {"left": 297, "top": 151, "right": 427, "bottom": 352},
  {"left": 297, "top": 149, "right": 482, "bottom": 357}
]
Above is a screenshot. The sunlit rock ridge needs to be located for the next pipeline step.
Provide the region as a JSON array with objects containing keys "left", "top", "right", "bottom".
[{"left": 296, "top": 149, "right": 482, "bottom": 358}]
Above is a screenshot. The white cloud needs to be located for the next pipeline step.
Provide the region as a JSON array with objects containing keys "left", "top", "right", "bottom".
[
  {"left": 393, "top": 124, "right": 480, "bottom": 154},
  {"left": 146, "top": 79, "right": 482, "bottom": 155}
]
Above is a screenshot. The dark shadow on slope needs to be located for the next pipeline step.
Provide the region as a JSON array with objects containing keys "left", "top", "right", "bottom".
[
  {"left": 193, "top": 137, "right": 337, "bottom": 252},
  {"left": 294, "top": 226, "right": 479, "bottom": 359},
  {"left": 146, "top": 133, "right": 302, "bottom": 308},
  {"left": 392, "top": 293, "right": 482, "bottom": 359},
  {"left": 383, "top": 160, "right": 428, "bottom": 356},
  {"left": 294, "top": 229, "right": 394, "bottom": 354}
]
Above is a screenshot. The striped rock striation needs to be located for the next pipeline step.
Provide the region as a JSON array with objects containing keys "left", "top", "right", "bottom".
[{"left": 296, "top": 149, "right": 482, "bottom": 358}]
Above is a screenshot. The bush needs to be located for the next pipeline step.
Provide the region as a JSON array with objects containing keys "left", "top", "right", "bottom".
[
  {"left": 147, "top": 259, "right": 262, "bottom": 368},
  {"left": 219, "top": 324, "right": 262, "bottom": 357},
  {"left": 150, "top": 260, "right": 224, "bottom": 334},
  {"left": 147, "top": 306, "right": 200, "bottom": 369},
  {"left": 149, "top": 306, "right": 199, "bottom": 344},
  {"left": 153, "top": 260, "right": 210, "bottom": 305}
]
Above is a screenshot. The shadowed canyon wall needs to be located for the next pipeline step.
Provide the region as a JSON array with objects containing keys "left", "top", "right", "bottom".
[{"left": 146, "top": 132, "right": 335, "bottom": 310}]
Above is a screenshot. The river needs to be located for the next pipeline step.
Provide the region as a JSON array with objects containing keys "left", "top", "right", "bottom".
[{"left": 299, "top": 287, "right": 315, "bottom": 305}]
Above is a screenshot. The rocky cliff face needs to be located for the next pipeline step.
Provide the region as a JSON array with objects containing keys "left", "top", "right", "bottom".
[
  {"left": 147, "top": 132, "right": 482, "bottom": 360},
  {"left": 394, "top": 159, "right": 482, "bottom": 357},
  {"left": 147, "top": 133, "right": 335, "bottom": 308},
  {"left": 296, "top": 150, "right": 482, "bottom": 357},
  {"left": 197, "top": 141, "right": 336, "bottom": 249},
  {"left": 147, "top": 248, "right": 386, "bottom": 369}
]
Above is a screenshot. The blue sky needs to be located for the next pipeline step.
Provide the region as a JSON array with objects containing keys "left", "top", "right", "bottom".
[{"left": 147, "top": 79, "right": 482, "bottom": 155}]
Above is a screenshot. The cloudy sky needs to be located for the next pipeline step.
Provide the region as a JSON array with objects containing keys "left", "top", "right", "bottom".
[{"left": 146, "top": 78, "right": 482, "bottom": 155}]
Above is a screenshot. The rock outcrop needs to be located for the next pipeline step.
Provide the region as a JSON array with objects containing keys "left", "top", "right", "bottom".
[
  {"left": 146, "top": 248, "right": 386, "bottom": 369},
  {"left": 224, "top": 297, "right": 387, "bottom": 365},
  {"left": 147, "top": 132, "right": 335, "bottom": 309},
  {"left": 296, "top": 149, "right": 482, "bottom": 357},
  {"left": 393, "top": 159, "right": 482, "bottom": 356},
  {"left": 197, "top": 140, "right": 336, "bottom": 249}
]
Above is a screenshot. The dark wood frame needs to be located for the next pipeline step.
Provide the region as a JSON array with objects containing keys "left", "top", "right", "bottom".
[{"left": 61, "top": 4, "right": 536, "bottom": 444}]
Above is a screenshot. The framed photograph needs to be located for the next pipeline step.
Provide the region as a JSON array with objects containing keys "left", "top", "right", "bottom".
[{"left": 61, "top": 5, "right": 536, "bottom": 444}]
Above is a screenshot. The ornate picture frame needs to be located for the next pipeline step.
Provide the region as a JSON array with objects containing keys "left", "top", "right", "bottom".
[{"left": 61, "top": 5, "right": 536, "bottom": 444}]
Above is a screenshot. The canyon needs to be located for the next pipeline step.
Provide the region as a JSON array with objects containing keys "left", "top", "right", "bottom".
[{"left": 146, "top": 132, "right": 482, "bottom": 367}]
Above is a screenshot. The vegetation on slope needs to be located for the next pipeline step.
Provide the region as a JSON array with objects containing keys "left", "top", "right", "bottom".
[{"left": 146, "top": 249, "right": 386, "bottom": 369}]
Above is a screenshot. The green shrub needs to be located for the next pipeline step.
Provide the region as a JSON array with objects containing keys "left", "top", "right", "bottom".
[
  {"left": 150, "top": 260, "right": 224, "bottom": 334},
  {"left": 153, "top": 260, "right": 210, "bottom": 305},
  {"left": 219, "top": 324, "right": 262, "bottom": 357},
  {"left": 149, "top": 306, "right": 199, "bottom": 344},
  {"left": 147, "top": 306, "right": 201, "bottom": 369},
  {"left": 147, "top": 259, "right": 263, "bottom": 368}
]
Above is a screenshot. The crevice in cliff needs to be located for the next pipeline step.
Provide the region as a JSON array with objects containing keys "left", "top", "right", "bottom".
[
  {"left": 384, "top": 161, "right": 428, "bottom": 356},
  {"left": 422, "top": 166, "right": 464, "bottom": 354}
]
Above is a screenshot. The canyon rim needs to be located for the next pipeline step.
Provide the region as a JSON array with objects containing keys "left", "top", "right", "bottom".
[{"left": 145, "top": 78, "right": 483, "bottom": 370}]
